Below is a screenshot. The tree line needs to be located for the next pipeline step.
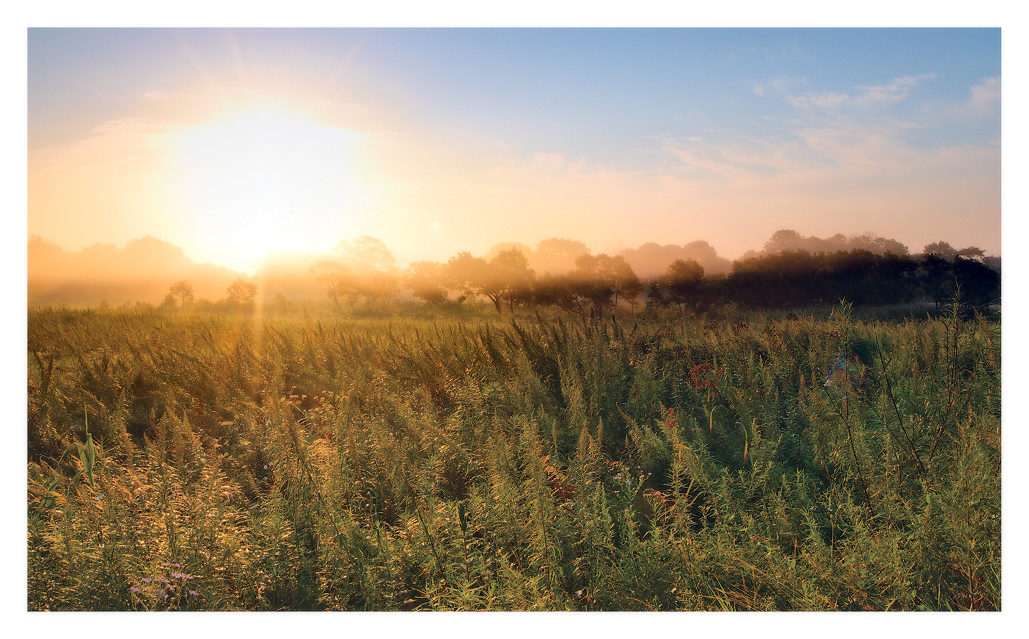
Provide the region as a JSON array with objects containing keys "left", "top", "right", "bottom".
[{"left": 160, "top": 232, "right": 999, "bottom": 315}]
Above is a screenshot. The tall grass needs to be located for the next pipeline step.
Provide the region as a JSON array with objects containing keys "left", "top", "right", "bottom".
[{"left": 27, "top": 303, "right": 1000, "bottom": 610}]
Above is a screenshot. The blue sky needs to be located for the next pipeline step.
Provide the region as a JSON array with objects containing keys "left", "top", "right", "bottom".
[{"left": 28, "top": 28, "right": 1002, "bottom": 266}]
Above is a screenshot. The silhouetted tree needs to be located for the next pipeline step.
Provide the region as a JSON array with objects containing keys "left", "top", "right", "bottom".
[
  {"left": 569, "top": 254, "right": 641, "bottom": 314},
  {"left": 727, "top": 249, "right": 923, "bottom": 309},
  {"left": 491, "top": 249, "right": 535, "bottom": 312},
  {"left": 924, "top": 241, "right": 958, "bottom": 262},
  {"left": 532, "top": 272, "right": 588, "bottom": 316},
  {"left": 953, "top": 256, "right": 1000, "bottom": 310},
  {"left": 661, "top": 258, "right": 705, "bottom": 309},
  {"left": 168, "top": 281, "right": 194, "bottom": 307},
  {"left": 760, "top": 229, "right": 909, "bottom": 257},
  {"left": 445, "top": 249, "right": 534, "bottom": 313},
  {"left": 956, "top": 246, "right": 986, "bottom": 261},
  {"left": 764, "top": 229, "right": 804, "bottom": 254}
]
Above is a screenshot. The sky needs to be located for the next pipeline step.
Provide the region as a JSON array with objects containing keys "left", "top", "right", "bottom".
[{"left": 28, "top": 28, "right": 1001, "bottom": 272}]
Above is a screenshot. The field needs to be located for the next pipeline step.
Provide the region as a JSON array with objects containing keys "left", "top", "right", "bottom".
[{"left": 26, "top": 303, "right": 1001, "bottom": 611}]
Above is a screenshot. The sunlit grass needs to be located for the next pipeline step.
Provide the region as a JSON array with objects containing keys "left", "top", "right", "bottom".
[{"left": 27, "top": 303, "right": 1000, "bottom": 610}]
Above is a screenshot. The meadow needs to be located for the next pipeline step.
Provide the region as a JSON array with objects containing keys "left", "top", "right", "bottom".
[{"left": 26, "top": 302, "right": 1000, "bottom": 611}]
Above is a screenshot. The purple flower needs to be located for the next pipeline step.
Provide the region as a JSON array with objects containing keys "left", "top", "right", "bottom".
[
  {"left": 130, "top": 587, "right": 140, "bottom": 594},
  {"left": 188, "top": 590, "right": 198, "bottom": 596},
  {"left": 141, "top": 577, "right": 152, "bottom": 584}
]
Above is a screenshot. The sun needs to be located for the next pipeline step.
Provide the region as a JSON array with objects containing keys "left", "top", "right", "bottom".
[{"left": 168, "top": 101, "right": 365, "bottom": 273}]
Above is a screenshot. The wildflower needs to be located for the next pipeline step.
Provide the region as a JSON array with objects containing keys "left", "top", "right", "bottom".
[
  {"left": 141, "top": 577, "right": 152, "bottom": 584},
  {"left": 189, "top": 590, "right": 198, "bottom": 596},
  {"left": 130, "top": 587, "right": 140, "bottom": 594}
]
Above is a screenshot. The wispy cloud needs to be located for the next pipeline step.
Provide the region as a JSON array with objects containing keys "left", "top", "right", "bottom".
[
  {"left": 855, "top": 73, "right": 937, "bottom": 105},
  {"left": 754, "top": 75, "right": 807, "bottom": 97},
  {"left": 787, "top": 73, "right": 937, "bottom": 110},
  {"left": 787, "top": 92, "right": 850, "bottom": 110},
  {"left": 968, "top": 76, "right": 1000, "bottom": 114}
]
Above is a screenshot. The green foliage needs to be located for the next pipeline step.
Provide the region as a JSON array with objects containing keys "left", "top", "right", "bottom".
[{"left": 27, "top": 302, "right": 1000, "bottom": 610}]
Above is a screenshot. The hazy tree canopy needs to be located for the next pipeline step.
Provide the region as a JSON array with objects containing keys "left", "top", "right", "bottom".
[
  {"left": 405, "top": 261, "right": 449, "bottom": 304},
  {"left": 763, "top": 229, "right": 909, "bottom": 257},
  {"left": 445, "top": 252, "right": 487, "bottom": 297},
  {"left": 28, "top": 235, "right": 239, "bottom": 306},
  {"left": 571, "top": 253, "right": 641, "bottom": 311},
  {"left": 764, "top": 229, "right": 804, "bottom": 254},
  {"left": 332, "top": 235, "right": 396, "bottom": 274},
  {"left": 490, "top": 248, "right": 533, "bottom": 283},
  {"left": 313, "top": 236, "right": 399, "bottom": 307},
  {"left": 311, "top": 259, "right": 354, "bottom": 306},
  {"left": 619, "top": 241, "right": 731, "bottom": 278},
  {"left": 28, "top": 232, "right": 998, "bottom": 311},
  {"left": 168, "top": 281, "right": 194, "bottom": 307},
  {"left": 923, "top": 241, "right": 958, "bottom": 261},
  {"left": 682, "top": 239, "right": 725, "bottom": 265},
  {"left": 490, "top": 248, "right": 536, "bottom": 311},
  {"left": 532, "top": 237, "right": 591, "bottom": 275},
  {"left": 361, "top": 270, "right": 400, "bottom": 305},
  {"left": 666, "top": 258, "right": 704, "bottom": 283},
  {"left": 486, "top": 242, "right": 533, "bottom": 262},
  {"left": 253, "top": 253, "right": 327, "bottom": 302},
  {"left": 445, "top": 249, "right": 535, "bottom": 312},
  {"left": 226, "top": 278, "right": 257, "bottom": 306}
]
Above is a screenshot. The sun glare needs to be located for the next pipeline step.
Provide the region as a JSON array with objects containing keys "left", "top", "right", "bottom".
[{"left": 168, "top": 102, "right": 365, "bottom": 272}]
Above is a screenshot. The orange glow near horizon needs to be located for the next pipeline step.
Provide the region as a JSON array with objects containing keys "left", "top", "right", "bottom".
[{"left": 166, "top": 101, "right": 367, "bottom": 273}]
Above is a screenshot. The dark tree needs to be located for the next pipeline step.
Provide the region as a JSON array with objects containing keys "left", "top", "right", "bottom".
[
  {"left": 661, "top": 258, "right": 705, "bottom": 309},
  {"left": 569, "top": 254, "right": 641, "bottom": 314},
  {"left": 924, "top": 241, "right": 958, "bottom": 262},
  {"left": 956, "top": 246, "right": 986, "bottom": 261}
]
